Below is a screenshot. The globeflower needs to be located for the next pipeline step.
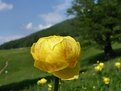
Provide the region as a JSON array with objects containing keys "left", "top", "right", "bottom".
[
  {"left": 48, "top": 84, "right": 52, "bottom": 88},
  {"left": 31, "top": 35, "right": 81, "bottom": 80},
  {"left": 95, "top": 65, "right": 102, "bottom": 71},
  {"left": 102, "top": 77, "right": 110, "bottom": 85},
  {"left": 115, "top": 62, "right": 121, "bottom": 69},
  {"left": 94, "top": 62, "right": 104, "bottom": 72},
  {"left": 48, "top": 84, "right": 52, "bottom": 91},
  {"left": 37, "top": 78, "right": 47, "bottom": 85},
  {"left": 99, "top": 62, "right": 104, "bottom": 68}
]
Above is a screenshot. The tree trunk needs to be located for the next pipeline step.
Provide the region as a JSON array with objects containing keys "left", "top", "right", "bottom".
[{"left": 104, "top": 33, "right": 115, "bottom": 59}]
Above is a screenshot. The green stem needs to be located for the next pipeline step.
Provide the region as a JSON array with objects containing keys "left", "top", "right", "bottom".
[{"left": 54, "top": 77, "right": 59, "bottom": 91}]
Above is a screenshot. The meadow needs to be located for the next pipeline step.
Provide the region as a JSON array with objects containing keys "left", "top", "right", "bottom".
[
  {"left": 0, "top": 42, "right": 121, "bottom": 91},
  {"left": 0, "top": 0, "right": 121, "bottom": 90},
  {"left": 0, "top": 48, "right": 49, "bottom": 90}
]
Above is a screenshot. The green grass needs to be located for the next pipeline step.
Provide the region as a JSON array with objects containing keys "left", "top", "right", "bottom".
[
  {"left": 22, "top": 58, "right": 121, "bottom": 91},
  {"left": 0, "top": 43, "right": 121, "bottom": 91},
  {"left": 23, "top": 43, "right": 121, "bottom": 91},
  {"left": 22, "top": 57, "right": 121, "bottom": 91},
  {"left": 0, "top": 48, "right": 49, "bottom": 86}
]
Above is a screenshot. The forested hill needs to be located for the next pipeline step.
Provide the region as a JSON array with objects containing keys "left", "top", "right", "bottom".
[{"left": 0, "top": 19, "right": 80, "bottom": 49}]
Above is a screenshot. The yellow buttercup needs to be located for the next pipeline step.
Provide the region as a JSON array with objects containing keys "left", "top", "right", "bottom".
[
  {"left": 95, "top": 65, "right": 102, "bottom": 71},
  {"left": 37, "top": 78, "right": 47, "bottom": 85},
  {"left": 115, "top": 62, "right": 121, "bottom": 69},
  {"left": 94, "top": 62, "right": 104, "bottom": 72},
  {"left": 31, "top": 35, "right": 81, "bottom": 80},
  {"left": 103, "top": 77, "right": 110, "bottom": 85}
]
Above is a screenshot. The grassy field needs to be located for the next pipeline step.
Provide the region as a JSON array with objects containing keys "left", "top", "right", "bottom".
[
  {"left": 0, "top": 43, "right": 121, "bottom": 91},
  {"left": 22, "top": 43, "right": 121, "bottom": 91},
  {"left": 22, "top": 57, "right": 121, "bottom": 91},
  {"left": 0, "top": 48, "right": 49, "bottom": 86}
]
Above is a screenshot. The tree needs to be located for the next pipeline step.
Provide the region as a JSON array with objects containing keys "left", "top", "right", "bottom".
[{"left": 67, "top": 0, "right": 121, "bottom": 58}]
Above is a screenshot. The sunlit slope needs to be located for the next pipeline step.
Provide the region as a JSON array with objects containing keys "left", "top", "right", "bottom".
[
  {"left": 0, "top": 48, "right": 49, "bottom": 86},
  {"left": 0, "top": 43, "right": 121, "bottom": 90}
]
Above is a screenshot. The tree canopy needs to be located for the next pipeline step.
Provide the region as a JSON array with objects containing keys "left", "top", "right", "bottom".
[{"left": 67, "top": 0, "right": 121, "bottom": 57}]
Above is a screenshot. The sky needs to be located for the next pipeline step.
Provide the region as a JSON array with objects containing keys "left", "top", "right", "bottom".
[{"left": 0, "top": 0, "right": 72, "bottom": 44}]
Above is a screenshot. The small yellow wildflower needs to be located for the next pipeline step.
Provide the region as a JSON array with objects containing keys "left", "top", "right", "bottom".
[
  {"left": 115, "top": 62, "right": 121, "bottom": 69},
  {"left": 95, "top": 62, "right": 104, "bottom": 71},
  {"left": 95, "top": 65, "right": 102, "bottom": 71},
  {"left": 48, "top": 84, "right": 52, "bottom": 91},
  {"left": 103, "top": 77, "right": 110, "bottom": 85},
  {"left": 48, "top": 84, "right": 52, "bottom": 88},
  {"left": 99, "top": 62, "right": 104, "bottom": 68},
  {"left": 37, "top": 78, "right": 47, "bottom": 85},
  {"left": 48, "top": 87, "right": 52, "bottom": 91}
]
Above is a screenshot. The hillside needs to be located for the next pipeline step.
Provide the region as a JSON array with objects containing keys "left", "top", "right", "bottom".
[
  {"left": 0, "top": 43, "right": 121, "bottom": 91},
  {"left": 0, "top": 48, "right": 49, "bottom": 86},
  {"left": 0, "top": 19, "right": 80, "bottom": 49},
  {"left": 0, "top": 44, "right": 102, "bottom": 90}
]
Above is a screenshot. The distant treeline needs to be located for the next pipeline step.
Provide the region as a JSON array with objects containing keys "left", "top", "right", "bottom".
[{"left": 0, "top": 19, "right": 80, "bottom": 49}]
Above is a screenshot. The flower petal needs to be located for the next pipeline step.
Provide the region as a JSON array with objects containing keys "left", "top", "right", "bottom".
[
  {"left": 51, "top": 62, "right": 80, "bottom": 80},
  {"left": 34, "top": 36, "right": 63, "bottom": 62},
  {"left": 45, "top": 53, "right": 69, "bottom": 72},
  {"left": 31, "top": 43, "right": 39, "bottom": 61},
  {"left": 58, "top": 36, "right": 81, "bottom": 67}
]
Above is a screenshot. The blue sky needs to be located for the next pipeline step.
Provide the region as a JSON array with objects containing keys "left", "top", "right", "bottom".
[{"left": 0, "top": 0, "right": 72, "bottom": 44}]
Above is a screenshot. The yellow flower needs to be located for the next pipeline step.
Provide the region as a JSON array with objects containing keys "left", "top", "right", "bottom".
[
  {"left": 115, "top": 62, "right": 121, "bottom": 69},
  {"left": 48, "top": 87, "right": 52, "bottom": 91},
  {"left": 99, "top": 62, "right": 104, "bottom": 68},
  {"left": 103, "top": 77, "right": 110, "bottom": 85},
  {"left": 37, "top": 78, "right": 47, "bottom": 85},
  {"left": 48, "top": 84, "right": 52, "bottom": 88},
  {"left": 48, "top": 84, "right": 52, "bottom": 91},
  {"left": 31, "top": 35, "right": 81, "bottom": 80},
  {"left": 94, "top": 62, "right": 104, "bottom": 71},
  {"left": 95, "top": 65, "right": 102, "bottom": 71}
]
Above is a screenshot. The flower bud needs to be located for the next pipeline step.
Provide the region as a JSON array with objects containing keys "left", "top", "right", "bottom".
[
  {"left": 37, "top": 78, "right": 47, "bottom": 85},
  {"left": 95, "top": 65, "right": 102, "bottom": 71},
  {"left": 115, "top": 62, "right": 121, "bottom": 69},
  {"left": 31, "top": 35, "right": 81, "bottom": 80},
  {"left": 103, "top": 77, "right": 110, "bottom": 85},
  {"left": 99, "top": 62, "right": 104, "bottom": 68}
]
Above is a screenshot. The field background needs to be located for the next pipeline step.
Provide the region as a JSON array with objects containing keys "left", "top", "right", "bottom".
[{"left": 0, "top": 19, "right": 121, "bottom": 91}]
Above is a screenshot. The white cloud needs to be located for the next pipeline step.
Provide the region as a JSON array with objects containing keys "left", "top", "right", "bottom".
[
  {"left": 53, "top": 0, "right": 72, "bottom": 12},
  {"left": 24, "top": 0, "right": 72, "bottom": 32},
  {"left": 24, "top": 22, "right": 52, "bottom": 31},
  {"left": 0, "top": 35, "right": 23, "bottom": 44},
  {"left": 0, "top": 0, "right": 13, "bottom": 11},
  {"left": 25, "top": 22, "right": 33, "bottom": 30},
  {"left": 39, "top": 0, "right": 72, "bottom": 25},
  {"left": 36, "top": 24, "right": 52, "bottom": 30},
  {"left": 40, "top": 13, "right": 64, "bottom": 24}
]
